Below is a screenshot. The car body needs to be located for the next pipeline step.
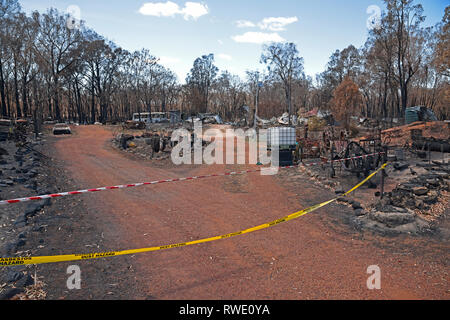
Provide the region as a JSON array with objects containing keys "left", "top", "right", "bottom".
[
  {"left": 132, "top": 112, "right": 169, "bottom": 124},
  {"left": 53, "top": 123, "right": 72, "bottom": 135}
]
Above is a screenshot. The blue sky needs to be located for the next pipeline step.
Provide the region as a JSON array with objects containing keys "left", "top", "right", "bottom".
[{"left": 20, "top": 0, "right": 448, "bottom": 83}]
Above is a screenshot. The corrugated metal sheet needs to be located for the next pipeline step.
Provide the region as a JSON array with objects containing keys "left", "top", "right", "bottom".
[{"left": 405, "top": 107, "right": 420, "bottom": 124}]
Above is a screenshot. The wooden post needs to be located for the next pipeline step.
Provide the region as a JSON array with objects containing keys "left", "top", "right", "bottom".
[
  {"left": 428, "top": 142, "right": 431, "bottom": 164},
  {"left": 330, "top": 143, "right": 335, "bottom": 178},
  {"left": 380, "top": 146, "right": 387, "bottom": 199}
]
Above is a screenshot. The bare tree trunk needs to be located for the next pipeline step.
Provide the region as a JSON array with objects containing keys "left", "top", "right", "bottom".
[
  {"left": 54, "top": 78, "right": 61, "bottom": 121},
  {"left": 0, "top": 57, "right": 7, "bottom": 117},
  {"left": 22, "top": 78, "right": 28, "bottom": 117},
  {"left": 14, "top": 57, "right": 22, "bottom": 118},
  {"left": 90, "top": 77, "right": 95, "bottom": 124}
]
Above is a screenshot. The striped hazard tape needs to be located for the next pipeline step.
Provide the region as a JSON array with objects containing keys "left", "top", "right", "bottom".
[
  {"left": 0, "top": 152, "right": 384, "bottom": 205},
  {"left": 0, "top": 163, "right": 387, "bottom": 266}
]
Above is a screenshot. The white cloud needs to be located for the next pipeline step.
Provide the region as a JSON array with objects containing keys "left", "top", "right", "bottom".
[
  {"left": 258, "top": 16, "right": 298, "bottom": 31},
  {"left": 217, "top": 53, "right": 232, "bottom": 61},
  {"left": 139, "top": 1, "right": 209, "bottom": 20},
  {"left": 217, "top": 39, "right": 224, "bottom": 45},
  {"left": 231, "top": 32, "right": 285, "bottom": 44},
  {"left": 233, "top": 16, "right": 298, "bottom": 32},
  {"left": 181, "top": 2, "right": 209, "bottom": 20},
  {"left": 235, "top": 20, "right": 256, "bottom": 28},
  {"left": 139, "top": 1, "right": 180, "bottom": 17}
]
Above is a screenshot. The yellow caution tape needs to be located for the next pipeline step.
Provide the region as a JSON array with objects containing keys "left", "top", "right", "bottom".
[{"left": 0, "top": 164, "right": 387, "bottom": 266}]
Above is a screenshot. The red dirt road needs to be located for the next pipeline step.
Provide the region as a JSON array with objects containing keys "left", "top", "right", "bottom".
[{"left": 48, "top": 125, "right": 448, "bottom": 299}]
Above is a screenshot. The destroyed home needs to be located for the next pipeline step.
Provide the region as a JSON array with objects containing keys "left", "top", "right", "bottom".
[{"left": 0, "top": 0, "right": 448, "bottom": 306}]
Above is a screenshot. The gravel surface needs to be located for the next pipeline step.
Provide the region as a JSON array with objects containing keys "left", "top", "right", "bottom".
[{"left": 1, "top": 125, "right": 448, "bottom": 299}]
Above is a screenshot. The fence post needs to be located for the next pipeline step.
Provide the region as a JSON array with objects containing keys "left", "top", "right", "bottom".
[
  {"left": 380, "top": 146, "right": 387, "bottom": 199},
  {"left": 330, "top": 143, "right": 335, "bottom": 178},
  {"left": 428, "top": 142, "right": 431, "bottom": 164}
]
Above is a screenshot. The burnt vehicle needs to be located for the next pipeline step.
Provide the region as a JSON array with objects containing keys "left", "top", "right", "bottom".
[{"left": 52, "top": 123, "right": 72, "bottom": 135}]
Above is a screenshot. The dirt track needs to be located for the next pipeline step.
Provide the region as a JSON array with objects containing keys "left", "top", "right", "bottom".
[{"left": 33, "top": 125, "right": 448, "bottom": 299}]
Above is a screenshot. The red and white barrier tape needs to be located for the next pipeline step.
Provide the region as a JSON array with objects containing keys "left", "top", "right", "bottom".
[{"left": 0, "top": 152, "right": 384, "bottom": 205}]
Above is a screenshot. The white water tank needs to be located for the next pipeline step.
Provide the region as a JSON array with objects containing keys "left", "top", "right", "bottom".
[{"left": 267, "top": 127, "right": 296, "bottom": 148}]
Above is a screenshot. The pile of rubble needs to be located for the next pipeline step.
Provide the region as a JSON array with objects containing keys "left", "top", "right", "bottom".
[
  {"left": 354, "top": 161, "right": 449, "bottom": 235},
  {"left": 389, "top": 169, "right": 448, "bottom": 212},
  {"left": 113, "top": 126, "right": 215, "bottom": 162},
  {"left": 0, "top": 139, "right": 55, "bottom": 299},
  {"left": 0, "top": 119, "right": 33, "bottom": 143},
  {"left": 382, "top": 121, "right": 449, "bottom": 147},
  {"left": 114, "top": 132, "right": 173, "bottom": 160}
]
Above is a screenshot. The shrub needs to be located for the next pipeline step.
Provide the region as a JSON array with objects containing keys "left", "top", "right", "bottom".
[{"left": 308, "top": 116, "right": 327, "bottom": 131}]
